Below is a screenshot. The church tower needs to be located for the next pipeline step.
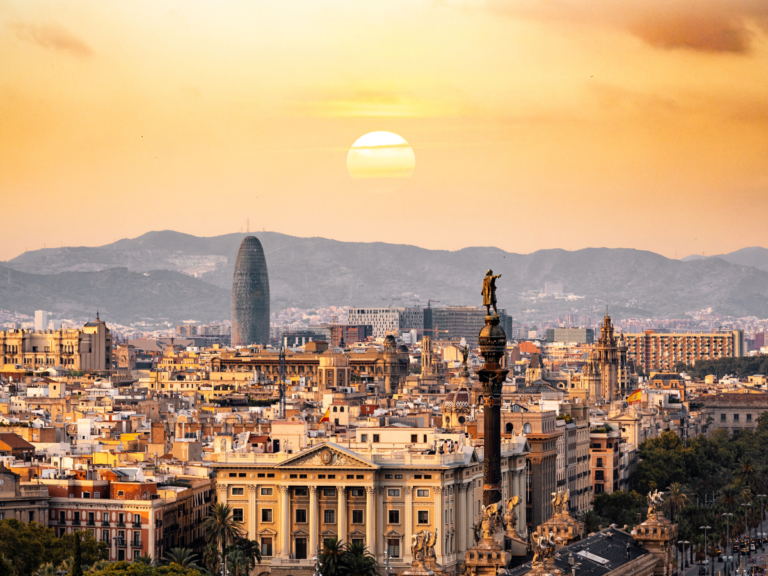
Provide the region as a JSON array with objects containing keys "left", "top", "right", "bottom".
[{"left": 597, "top": 313, "right": 619, "bottom": 401}]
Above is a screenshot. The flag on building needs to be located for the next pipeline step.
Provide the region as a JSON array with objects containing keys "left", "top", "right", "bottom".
[
  {"left": 320, "top": 408, "right": 330, "bottom": 423},
  {"left": 627, "top": 389, "right": 642, "bottom": 403}
]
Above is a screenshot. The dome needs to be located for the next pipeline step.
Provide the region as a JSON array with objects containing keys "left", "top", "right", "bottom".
[
  {"left": 442, "top": 386, "right": 471, "bottom": 413},
  {"left": 384, "top": 334, "right": 396, "bottom": 344},
  {"left": 397, "top": 344, "right": 409, "bottom": 353}
]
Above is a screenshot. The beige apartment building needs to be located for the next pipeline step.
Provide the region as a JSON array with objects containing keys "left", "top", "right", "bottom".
[
  {"left": 623, "top": 330, "right": 744, "bottom": 373},
  {"left": 0, "top": 315, "right": 112, "bottom": 372},
  {"left": 211, "top": 437, "right": 529, "bottom": 576}
]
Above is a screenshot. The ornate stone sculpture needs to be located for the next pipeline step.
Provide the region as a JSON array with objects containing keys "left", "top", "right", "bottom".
[
  {"left": 482, "top": 270, "right": 502, "bottom": 316},
  {"left": 504, "top": 495, "right": 519, "bottom": 530},
  {"left": 411, "top": 532, "right": 424, "bottom": 561},
  {"left": 531, "top": 530, "right": 556, "bottom": 566},
  {"left": 481, "top": 502, "right": 503, "bottom": 537},
  {"left": 550, "top": 489, "right": 570, "bottom": 516},
  {"left": 647, "top": 490, "right": 664, "bottom": 516}
]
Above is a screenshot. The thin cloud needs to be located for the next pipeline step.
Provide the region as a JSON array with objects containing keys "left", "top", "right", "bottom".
[
  {"left": 9, "top": 22, "right": 94, "bottom": 58},
  {"left": 459, "top": 0, "right": 768, "bottom": 54}
]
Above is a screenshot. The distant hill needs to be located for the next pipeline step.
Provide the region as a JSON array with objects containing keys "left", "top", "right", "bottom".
[
  {"left": 4, "top": 231, "right": 768, "bottom": 324},
  {"left": 682, "top": 247, "right": 768, "bottom": 272}
]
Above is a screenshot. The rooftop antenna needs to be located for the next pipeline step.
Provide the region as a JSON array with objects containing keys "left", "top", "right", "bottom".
[{"left": 279, "top": 346, "right": 286, "bottom": 420}]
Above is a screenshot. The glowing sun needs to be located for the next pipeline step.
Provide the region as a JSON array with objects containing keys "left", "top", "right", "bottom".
[{"left": 346, "top": 131, "right": 416, "bottom": 193}]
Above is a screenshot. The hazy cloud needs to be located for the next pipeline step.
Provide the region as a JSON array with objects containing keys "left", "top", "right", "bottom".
[
  {"left": 471, "top": 0, "right": 768, "bottom": 53},
  {"left": 9, "top": 22, "right": 93, "bottom": 57}
]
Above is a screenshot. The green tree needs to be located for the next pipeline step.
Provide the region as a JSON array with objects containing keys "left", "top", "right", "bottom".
[
  {"left": 33, "top": 564, "right": 55, "bottom": 576},
  {"left": 227, "top": 538, "right": 260, "bottom": 572},
  {"left": 342, "top": 543, "right": 378, "bottom": 576},
  {"left": 202, "top": 504, "right": 243, "bottom": 576},
  {"left": 224, "top": 551, "right": 246, "bottom": 576},
  {"left": 576, "top": 510, "right": 602, "bottom": 534},
  {"left": 319, "top": 538, "right": 345, "bottom": 576},
  {"left": 162, "top": 550, "right": 201, "bottom": 571},
  {"left": 71, "top": 532, "right": 84, "bottom": 576},
  {"left": 0, "top": 554, "right": 14, "bottom": 576},
  {"left": 666, "top": 483, "right": 690, "bottom": 522},
  {"left": 592, "top": 490, "right": 645, "bottom": 527}
]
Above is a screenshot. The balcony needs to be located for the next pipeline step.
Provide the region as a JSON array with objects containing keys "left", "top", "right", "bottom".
[
  {"left": 116, "top": 539, "right": 127, "bottom": 548},
  {"left": 116, "top": 520, "right": 126, "bottom": 527},
  {"left": 102, "top": 521, "right": 110, "bottom": 527},
  {"left": 133, "top": 520, "right": 142, "bottom": 528},
  {"left": 72, "top": 518, "right": 81, "bottom": 526},
  {"left": 87, "top": 520, "right": 96, "bottom": 526},
  {"left": 132, "top": 540, "right": 142, "bottom": 548}
]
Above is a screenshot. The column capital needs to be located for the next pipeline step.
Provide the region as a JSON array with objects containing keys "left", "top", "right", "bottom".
[
  {"left": 336, "top": 486, "right": 346, "bottom": 494},
  {"left": 457, "top": 482, "right": 468, "bottom": 493},
  {"left": 277, "top": 485, "right": 290, "bottom": 494},
  {"left": 248, "top": 485, "right": 258, "bottom": 494},
  {"left": 216, "top": 484, "right": 227, "bottom": 493},
  {"left": 434, "top": 486, "right": 445, "bottom": 494},
  {"left": 365, "top": 486, "right": 377, "bottom": 495},
  {"left": 309, "top": 486, "right": 317, "bottom": 494}
]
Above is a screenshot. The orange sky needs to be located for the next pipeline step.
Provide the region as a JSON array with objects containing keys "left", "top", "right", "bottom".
[{"left": 1, "top": 0, "right": 767, "bottom": 261}]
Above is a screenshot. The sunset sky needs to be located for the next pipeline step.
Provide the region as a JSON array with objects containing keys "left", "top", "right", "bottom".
[{"left": 2, "top": 0, "right": 767, "bottom": 261}]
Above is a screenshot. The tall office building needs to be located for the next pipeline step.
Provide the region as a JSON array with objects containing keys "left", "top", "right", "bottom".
[
  {"left": 231, "top": 236, "right": 270, "bottom": 347},
  {"left": 623, "top": 330, "right": 745, "bottom": 373},
  {"left": 430, "top": 306, "right": 512, "bottom": 346},
  {"left": 545, "top": 328, "right": 594, "bottom": 344},
  {"left": 34, "top": 310, "right": 49, "bottom": 331}
]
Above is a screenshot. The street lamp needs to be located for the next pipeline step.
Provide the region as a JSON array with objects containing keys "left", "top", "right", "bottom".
[
  {"left": 724, "top": 513, "right": 734, "bottom": 576},
  {"left": 679, "top": 540, "right": 691, "bottom": 570},
  {"left": 701, "top": 526, "right": 712, "bottom": 576}
]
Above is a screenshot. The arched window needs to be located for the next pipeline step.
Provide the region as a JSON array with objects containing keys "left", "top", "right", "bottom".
[
  {"left": 523, "top": 423, "right": 532, "bottom": 434},
  {"left": 505, "top": 423, "right": 513, "bottom": 434}
]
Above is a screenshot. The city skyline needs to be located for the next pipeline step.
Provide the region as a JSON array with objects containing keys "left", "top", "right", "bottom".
[{"left": 2, "top": 1, "right": 767, "bottom": 261}]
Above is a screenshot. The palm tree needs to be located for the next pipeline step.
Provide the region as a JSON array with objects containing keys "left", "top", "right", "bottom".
[
  {"left": 320, "top": 538, "right": 345, "bottom": 576},
  {"left": 225, "top": 550, "right": 248, "bottom": 576},
  {"left": 58, "top": 559, "right": 74, "bottom": 574},
  {"left": 720, "top": 485, "right": 740, "bottom": 511},
  {"left": 134, "top": 555, "right": 153, "bottom": 566},
  {"left": 34, "top": 563, "right": 56, "bottom": 576},
  {"left": 342, "top": 552, "right": 379, "bottom": 576},
  {"left": 736, "top": 458, "right": 760, "bottom": 491},
  {"left": 576, "top": 510, "right": 601, "bottom": 534},
  {"left": 203, "top": 539, "right": 222, "bottom": 576},
  {"left": 229, "top": 538, "right": 261, "bottom": 572},
  {"left": 666, "top": 483, "right": 690, "bottom": 522},
  {"left": 164, "top": 548, "right": 202, "bottom": 570},
  {"left": 203, "top": 504, "right": 244, "bottom": 576}
]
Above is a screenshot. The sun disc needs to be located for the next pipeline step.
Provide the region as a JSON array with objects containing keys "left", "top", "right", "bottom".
[{"left": 347, "top": 131, "right": 415, "bottom": 193}]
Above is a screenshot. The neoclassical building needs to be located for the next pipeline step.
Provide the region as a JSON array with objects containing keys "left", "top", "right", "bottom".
[{"left": 211, "top": 439, "right": 529, "bottom": 576}]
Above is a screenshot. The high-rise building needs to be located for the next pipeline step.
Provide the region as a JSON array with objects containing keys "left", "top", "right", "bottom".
[
  {"left": 623, "top": 330, "right": 745, "bottom": 373},
  {"left": 231, "top": 236, "right": 270, "bottom": 346},
  {"left": 34, "top": 310, "right": 49, "bottom": 331},
  {"left": 430, "top": 306, "right": 512, "bottom": 346}
]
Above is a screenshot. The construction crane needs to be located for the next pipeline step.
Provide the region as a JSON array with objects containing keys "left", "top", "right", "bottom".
[
  {"left": 423, "top": 323, "right": 449, "bottom": 340},
  {"left": 278, "top": 346, "right": 286, "bottom": 420}
]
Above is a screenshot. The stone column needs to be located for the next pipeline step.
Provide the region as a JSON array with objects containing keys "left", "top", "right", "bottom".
[
  {"left": 404, "top": 487, "right": 414, "bottom": 563},
  {"left": 377, "top": 487, "right": 385, "bottom": 560},
  {"left": 309, "top": 487, "right": 318, "bottom": 558},
  {"left": 434, "top": 486, "right": 444, "bottom": 561},
  {"left": 278, "top": 486, "right": 290, "bottom": 558},
  {"left": 457, "top": 483, "right": 467, "bottom": 554},
  {"left": 337, "top": 487, "right": 347, "bottom": 545},
  {"left": 467, "top": 481, "right": 475, "bottom": 547},
  {"left": 365, "top": 487, "right": 376, "bottom": 552},
  {"left": 248, "top": 485, "right": 258, "bottom": 540},
  {"left": 478, "top": 315, "right": 508, "bottom": 508},
  {"left": 216, "top": 483, "right": 228, "bottom": 507},
  {"left": 517, "top": 470, "right": 526, "bottom": 535}
]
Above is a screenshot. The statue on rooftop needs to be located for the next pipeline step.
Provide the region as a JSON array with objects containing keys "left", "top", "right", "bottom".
[{"left": 482, "top": 270, "right": 502, "bottom": 316}]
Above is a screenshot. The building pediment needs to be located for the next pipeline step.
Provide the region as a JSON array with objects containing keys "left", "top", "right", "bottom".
[{"left": 276, "top": 443, "right": 378, "bottom": 469}]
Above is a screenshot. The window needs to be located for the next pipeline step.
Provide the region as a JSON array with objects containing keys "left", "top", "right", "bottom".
[
  {"left": 232, "top": 487, "right": 244, "bottom": 496},
  {"left": 721, "top": 413, "right": 727, "bottom": 421},
  {"left": 388, "top": 489, "right": 400, "bottom": 497},
  {"left": 418, "top": 511, "right": 429, "bottom": 524},
  {"left": 734, "top": 414, "right": 740, "bottom": 422},
  {"left": 267, "top": 473, "right": 274, "bottom": 478},
  {"left": 258, "top": 473, "right": 265, "bottom": 478},
  {"left": 352, "top": 538, "right": 364, "bottom": 547},
  {"left": 414, "top": 475, "right": 422, "bottom": 479},
  {"left": 102, "top": 530, "right": 109, "bottom": 543},
  {"left": 747, "top": 414, "right": 753, "bottom": 422},
  {"left": 133, "top": 551, "right": 140, "bottom": 561},
  {"left": 424, "top": 475, "right": 432, "bottom": 479},
  {"left": 262, "top": 509, "right": 273, "bottom": 522},
  {"left": 294, "top": 488, "right": 308, "bottom": 496},
  {"left": 389, "top": 510, "right": 400, "bottom": 524},
  {"left": 388, "top": 538, "right": 400, "bottom": 558},
  {"left": 229, "top": 473, "right": 237, "bottom": 477},
  {"left": 117, "top": 491, "right": 124, "bottom": 497},
  {"left": 239, "top": 473, "right": 246, "bottom": 478},
  {"left": 352, "top": 510, "right": 364, "bottom": 523},
  {"left": 385, "top": 474, "right": 393, "bottom": 479},
  {"left": 373, "top": 434, "right": 380, "bottom": 443},
  {"left": 320, "top": 475, "right": 327, "bottom": 479},
  {"left": 261, "top": 537, "right": 273, "bottom": 557},
  {"left": 261, "top": 488, "right": 273, "bottom": 496},
  {"left": 417, "top": 489, "right": 429, "bottom": 498},
  {"left": 356, "top": 475, "right": 364, "bottom": 479},
  {"left": 351, "top": 488, "right": 364, "bottom": 497},
  {"left": 82, "top": 491, "right": 91, "bottom": 498},
  {"left": 595, "top": 484, "right": 605, "bottom": 494},
  {"left": 596, "top": 458, "right": 603, "bottom": 467},
  {"left": 423, "top": 434, "right": 428, "bottom": 443},
  {"left": 361, "top": 434, "right": 368, "bottom": 442},
  {"left": 232, "top": 509, "right": 244, "bottom": 522},
  {"left": 59, "top": 512, "right": 65, "bottom": 524},
  {"left": 411, "top": 434, "right": 418, "bottom": 443},
  {"left": 324, "top": 510, "right": 336, "bottom": 523},
  {"left": 395, "top": 474, "right": 403, "bottom": 479},
  {"left": 323, "top": 488, "right": 336, "bottom": 497},
  {"left": 295, "top": 537, "right": 308, "bottom": 560},
  {"left": 296, "top": 509, "right": 307, "bottom": 523}
]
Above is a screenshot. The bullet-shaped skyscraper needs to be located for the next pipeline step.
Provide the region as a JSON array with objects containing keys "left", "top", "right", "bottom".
[{"left": 231, "top": 236, "right": 270, "bottom": 346}]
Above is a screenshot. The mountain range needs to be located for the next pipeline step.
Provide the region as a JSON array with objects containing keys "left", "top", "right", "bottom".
[{"left": 3, "top": 231, "right": 768, "bottom": 325}]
